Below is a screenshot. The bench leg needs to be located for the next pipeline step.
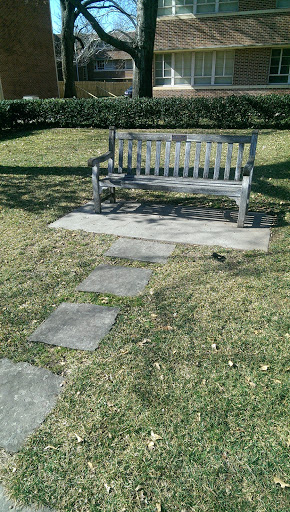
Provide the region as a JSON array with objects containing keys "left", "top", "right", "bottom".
[
  {"left": 92, "top": 164, "right": 101, "bottom": 214},
  {"left": 109, "top": 187, "right": 116, "bottom": 203},
  {"left": 237, "top": 175, "right": 250, "bottom": 228}
]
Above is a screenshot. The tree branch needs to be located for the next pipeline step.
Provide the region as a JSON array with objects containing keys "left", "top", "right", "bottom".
[{"left": 68, "top": 0, "right": 137, "bottom": 58}]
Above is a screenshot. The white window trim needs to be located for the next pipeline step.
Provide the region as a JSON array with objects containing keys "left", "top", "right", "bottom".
[
  {"left": 269, "top": 48, "right": 290, "bottom": 84},
  {"left": 155, "top": 50, "right": 234, "bottom": 86},
  {"left": 158, "top": 0, "right": 238, "bottom": 16}
]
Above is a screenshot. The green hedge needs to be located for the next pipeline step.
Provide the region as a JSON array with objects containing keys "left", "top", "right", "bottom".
[{"left": 0, "top": 94, "right": 289, "bottom": 130}]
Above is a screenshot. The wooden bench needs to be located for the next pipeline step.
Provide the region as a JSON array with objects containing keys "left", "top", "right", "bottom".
[{"left": 88, "top": 127, "right": 258, "bottom": 228}]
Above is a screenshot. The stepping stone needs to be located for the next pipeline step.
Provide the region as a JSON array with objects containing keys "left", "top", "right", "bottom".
[
  {"left": 105, "top": 238, "right": 176, "bottom": 263},
  {"left": 0, "top": 485, "right": 53, "bottom": 512},
  {"left": 76, "top": 265, "right": 152, "bottom": 297},
  {"left": 0, "top": 359, "right": 63, "bottom": 454},
  {"left": 0, "top": 484, "right": 54, "bottom": 512},
  {"left": 28, "top": 303, "right": 119, "bottom": 351}
]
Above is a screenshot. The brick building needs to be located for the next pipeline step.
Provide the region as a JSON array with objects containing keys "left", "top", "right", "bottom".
[
  {"left": 154, "top": 0, "right": 290, "bottom": 96},
  {"left": 0, "top": 0, "right": 59, "bottom": 100}
]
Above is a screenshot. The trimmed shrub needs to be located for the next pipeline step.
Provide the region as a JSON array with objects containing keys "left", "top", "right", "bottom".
[{"left": 0, "top": 94, "right": 289, "bottom": 131}]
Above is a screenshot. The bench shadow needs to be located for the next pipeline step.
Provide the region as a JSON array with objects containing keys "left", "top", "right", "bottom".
[{"left": 80, "top": 201, "right": 275, "bottom": 229}]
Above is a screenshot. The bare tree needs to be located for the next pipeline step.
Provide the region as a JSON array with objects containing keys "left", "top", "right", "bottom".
[
  {"left": 60, "top": 0, "right": 137, "bottom": 97},
  {"left": 66, "top": 0, "right": 158, "bottom": 98}
]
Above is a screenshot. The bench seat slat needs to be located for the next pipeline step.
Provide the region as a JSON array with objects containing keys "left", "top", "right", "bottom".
[{"left": 99, "top": 174, "right": 242, "bottom": 197}]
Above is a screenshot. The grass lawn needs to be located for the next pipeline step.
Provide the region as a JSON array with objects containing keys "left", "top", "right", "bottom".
[{"left": 0, "top": 128, "right": 289, "bottom": 512}]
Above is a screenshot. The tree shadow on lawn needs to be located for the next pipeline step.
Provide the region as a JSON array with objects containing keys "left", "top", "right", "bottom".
[
  {"left": 0, "top": 161, "right": 288, "bottom": 223},
  {"left": 0, "top": 130, "right": 38, "bottom": 142},
  {"left": 0, "top": 165, "right": 91, "bottom": 214}
]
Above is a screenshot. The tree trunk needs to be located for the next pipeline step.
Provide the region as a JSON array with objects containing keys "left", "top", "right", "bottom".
[
  {"left": 61, "top": 0, "right": 76, "bottom": 98},
  {"left": 68, "top": 0, "right": 158, "bottom": 98},
  {"left": 133, "top": 0, "right": 158, "bottom": 98}
]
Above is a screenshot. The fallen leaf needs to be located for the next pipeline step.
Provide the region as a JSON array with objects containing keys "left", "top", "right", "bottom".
[
  {"left": 138, "top": 338, "right": 151, "bottom": 347},
  {"left": 151, "top": 430, "right": 162, "bottom": 442},
  {"left": 147, "top": 440, "right": 155, "bottom": 451},
  {"left": 74, "top": 433, "right": 84, "bottom": 443},
  {"left": 163, "top": 325, "right": 173, "bottom": 331},
  {"left": 151, "top": 314, "right": 158, "bottom": 319},
  {"left": 245, "top": 376, "right": 256, "bottom": 388},
  {"left": 104, "top": 483, "right": 112, "bottom": 493},
  {"left": 211, "top": 343, "right": 218, "bottom": 351},
  {"left": 44, "top": 445, "right": 58, "bottom": 450},
  {"left": 88, "top": 462, "right": 95, "bottom": 471},
  {"left": 260, "top": 365, "right": 269, "bottom": 371},
  {"left": 196, "top": 412, "right": 201, "bottom": 422},
  {"left": 228, "top": 360, "right": 235, "bottom": 367},
  {"left": 274, "top": 477, "right": 290, "bottom": 488},
  {"left": 154, "top": 362, "right": 161, "bottom": 370},
  {"left": 156, "top": 503, "right": 162, "bottom": 512},
  {"left": 149, "top": 288, "right": 154, "bottom": 295}
]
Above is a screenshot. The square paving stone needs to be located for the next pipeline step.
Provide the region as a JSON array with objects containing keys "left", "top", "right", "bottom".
[
  {"left": 28, "top": 303, "right": 119, "bottom": 351},
  {"left": 0, "top": 484, "right": 54, "bottom": 512},
  {"left": 0, "top": 359, "right": 63, "bottom": 454},
  {"left": 105, "top": 238, "right": 176, "bottom": 263},
  {"left": 76, "top": 265, "right": 152, "bottom": 296}
]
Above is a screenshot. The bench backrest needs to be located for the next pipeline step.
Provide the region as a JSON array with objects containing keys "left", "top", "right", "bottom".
[{"left": 108, "top": 128, "right": 258, "bottom": 182}]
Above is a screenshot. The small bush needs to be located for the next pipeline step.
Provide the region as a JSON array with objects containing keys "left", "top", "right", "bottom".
[{"left": 0, "top": 94, "right": 289, "bottom": 131}]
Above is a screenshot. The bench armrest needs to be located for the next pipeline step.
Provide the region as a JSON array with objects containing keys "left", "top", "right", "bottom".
[
  {"left": 88, "top": 151, "right": 113, "bottom": 167},
  {"left": 242, "top": 156, "right": 255, "bottom": 177}
]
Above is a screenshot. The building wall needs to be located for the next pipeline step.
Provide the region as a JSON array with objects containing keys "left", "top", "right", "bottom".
[
  {"left": 153, "top": 88, "right": 290, "bottom": 98},
  {"left": 233, "top": 48, "right": 272, "bottom": 85},
  {"left": 239, "top": 0, "right": 276, "bottom": 9},
  {"left": 155, "top": 12, "right": 290, "bottom": 51},
  {"left": 0, "top": 0, "right": 59, "bottom": 99}
]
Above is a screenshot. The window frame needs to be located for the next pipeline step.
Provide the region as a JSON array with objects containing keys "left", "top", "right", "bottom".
[
  {"left": 269, "top": 48, "right": 290, "bottom": 84},
  {"left": 157, "top": 0, "right": 239, "bottom": 16},
  {"left": 276, "top": 0, "right": 290, "bottom": 8},
  {"left": 154, "top": 50, "right": 235, "bottom": 87}
]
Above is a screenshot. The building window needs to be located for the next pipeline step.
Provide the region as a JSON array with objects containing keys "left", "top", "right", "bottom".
[
  {"left": 269, "top": 48, "right": 290, "bottom": 84},
  {"left": 96, "top": 60, "right": 104, "bottom": 70},
  {"left": 155, "top": 50, "right": 234, "bottom": 86},
  {"left": 96, "top": 60, "right": 116, "bottom": 71},
  {"left": 125, "top": 60, "right": 133, "bottom": 70},
  {"left": 276, "top": 0, "right": 290, "bottom": 7},
  {"left": 157, "top": 0, "right": 238, "bottom": 16}
]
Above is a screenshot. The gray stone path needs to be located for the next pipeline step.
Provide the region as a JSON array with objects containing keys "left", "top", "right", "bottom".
[
  {"left": 0, "top": 485, "right": 53, "bottom": 512},
  {"left": 0, "top": 359, "right": 63, "bottom": 454},
  {"left": 28, "top": 303, "right": 119, "bottom": 351},
  {"left": 76, "top": 264, "right": 152, "bottom": 296},
  {"left": 105, "top": 238, "right": 176, "bottom": 263},
  {"left": 49, "top": 201, "right": 273, "bottom": 251}
]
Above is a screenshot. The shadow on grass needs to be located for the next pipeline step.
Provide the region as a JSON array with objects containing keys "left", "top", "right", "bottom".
[
  {"left": 0, "top": 161, "right": 288, "bottom": 223},
  {"left": 0, "top": 165, "right": 90, "bottom": 214},
  {"left": 0, "top": 130, "right": 38, "bottom": 142}
]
